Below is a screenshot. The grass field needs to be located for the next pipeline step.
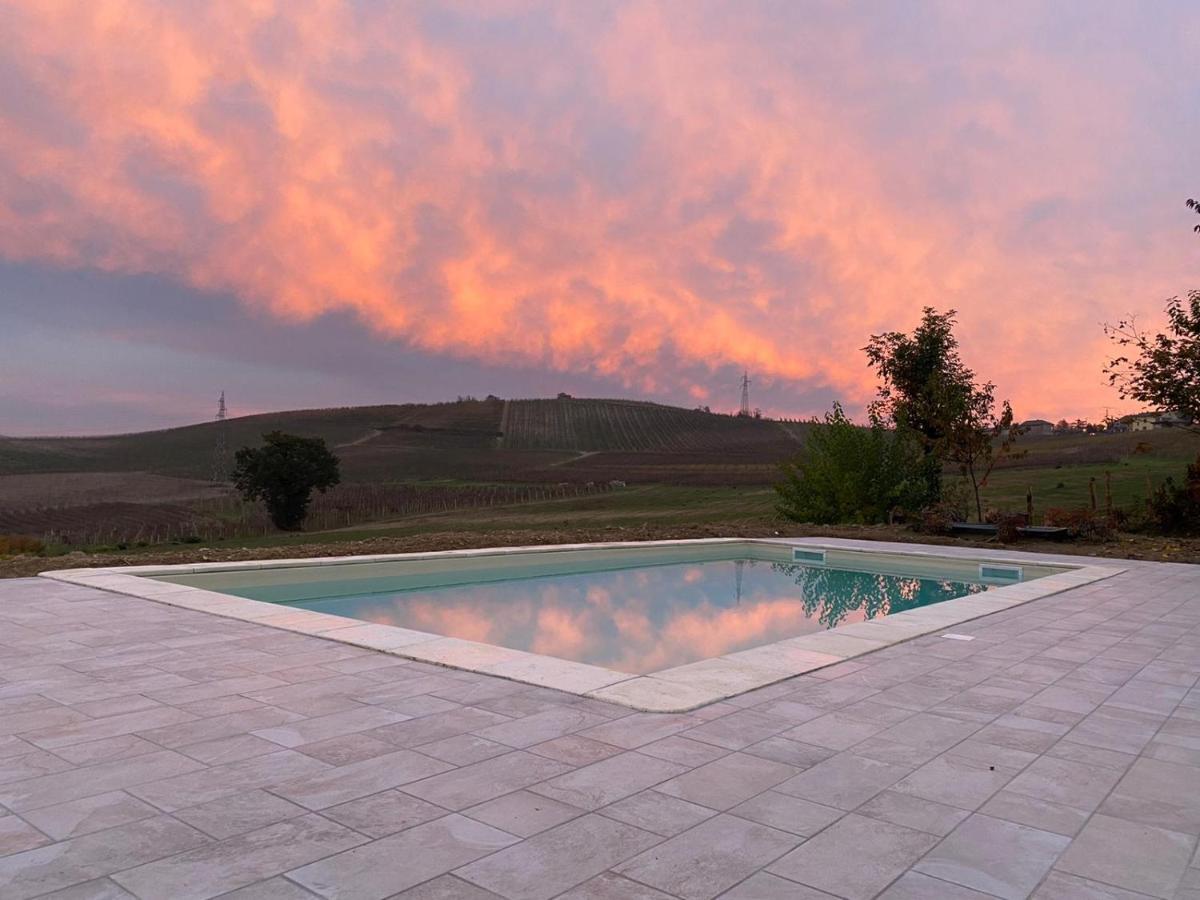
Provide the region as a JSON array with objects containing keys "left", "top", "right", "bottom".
[
  {"left": 980, "top": 458, "right": 1185, "bottom": 513},
  {"left": 978, "top": 428, "right": 1196, "bottom": 517},
  {"left": 6, "top": 477, "right": 1199, "bottom": 580}
]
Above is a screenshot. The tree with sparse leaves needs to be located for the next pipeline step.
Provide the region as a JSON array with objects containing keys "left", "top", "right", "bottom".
[
  {"left": 232, "top": 431, "right": 341, "bottom": 531},
  {"left": 941, "top": 385, "right": 1017, "bottom": 523},
  {"left": 1188, "top": 197, "right": 1200, "bottom": 235},
  {"left": 1104, "top": 292, "right": 1200, "bottom": 435}
]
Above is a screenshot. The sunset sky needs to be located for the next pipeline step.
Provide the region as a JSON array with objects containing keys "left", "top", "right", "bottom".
[{"left": 1, "top": 1, "right": 1197, "bottom": 435}]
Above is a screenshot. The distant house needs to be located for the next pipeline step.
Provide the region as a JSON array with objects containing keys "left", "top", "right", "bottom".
[
  {"left": 1130, "top": 410, "right": 1190, "bottom": 431},
  {"left": 1020, "top": 419, "right": 1054, "bottom": 437},
  {"left": 1129, "top": 414, "right": 1159, "bottom": 432},
  {"left": 557, "top": 392, "right": 573, "bottom": 400}
]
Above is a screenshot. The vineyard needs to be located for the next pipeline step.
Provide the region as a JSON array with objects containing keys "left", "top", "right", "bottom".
[
  {"left": 0, "top": 481, "right": 612, "bottom": 547},
  {"left": 499, "top": 398, "right": 804, "bottom": 454},
  {"left": 2, "top": 397, "right": 812, "bottom": 487},
  {"left": 0, "top": 472, "right": 227, "bottom": 508},
  {"left": 0, "top": 405, "right": 416, "bottom": 477},
  {"left": 553, "top": 451, "right": 792, "bottom": 485}
]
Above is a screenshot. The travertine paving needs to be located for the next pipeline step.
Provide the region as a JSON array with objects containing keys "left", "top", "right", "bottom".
[{"left": 0, "top": 548, "right": 1197, "bottom": 899}]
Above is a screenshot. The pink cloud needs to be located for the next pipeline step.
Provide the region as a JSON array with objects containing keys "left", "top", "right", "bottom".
[{"left": 0, "top": 2, "right": 1195, "bottom": 418}]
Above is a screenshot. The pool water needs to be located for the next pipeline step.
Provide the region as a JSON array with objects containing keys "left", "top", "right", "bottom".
[{"left": 155, "top": 545, "right": 1019, "bottom": 674}]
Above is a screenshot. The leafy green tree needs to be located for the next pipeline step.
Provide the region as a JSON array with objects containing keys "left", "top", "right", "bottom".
[
  {"left": 775, "top": 403, "right": 929, "bottom": 525},
  {"left": 1104, "top": 292, "right": 1200, "bottom": 434},
  {"left": 232, "top": 431, "right": 341, "bottom": 531},
  {"left": 864, "top": 308, "right": 974, "bottom": 499},
  {"left": 865, "top": 307, "right": 1016, "bottom": 511},
  {"left": 1188, "top": 197, "right": 1200, "bottom": 234}
]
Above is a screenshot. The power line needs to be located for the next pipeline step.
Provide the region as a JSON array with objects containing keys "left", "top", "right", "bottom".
[{"left": 738, "top": 371, "right": 751, "bottom": 417}]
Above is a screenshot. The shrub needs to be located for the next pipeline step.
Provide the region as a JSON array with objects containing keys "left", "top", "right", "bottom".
[
  {"left": 1044, "top": 507, "right": 1118, "bottom": 541},
  {"left": 1148, "top": 455, "right": 1200, "bottom": 534},
  {"left": 776, "top": 403, "right": 932, "bottom": 525},
  {"left": 985, "top": 510, "right": 1027, "bottom": 543},
  {"left": 0, "top": 534, "right": 46, "bottom": 557},
  {"left": 917, "top": 503, "right": 957, "bottom": 535}
]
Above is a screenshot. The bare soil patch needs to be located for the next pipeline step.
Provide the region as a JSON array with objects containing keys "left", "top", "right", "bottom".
[{"left": 0, "top": 472, "right": 230, "bottom": 509}]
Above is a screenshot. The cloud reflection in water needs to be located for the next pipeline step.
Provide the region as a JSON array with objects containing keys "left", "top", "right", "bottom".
[{"left": 289, "top": 559, "right": 988, "bottom": 674}]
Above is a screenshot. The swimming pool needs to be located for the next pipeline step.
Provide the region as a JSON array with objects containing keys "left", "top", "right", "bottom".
[
  {"left": 150, "top": 543, "right": 1056, "bottom": 674},
  {"left": 44, "top": 540, "right": 1118, "bottom": 710}
]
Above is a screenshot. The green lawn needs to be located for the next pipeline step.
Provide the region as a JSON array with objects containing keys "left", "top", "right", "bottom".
[
  {"left": 978, "top": 457, "right": 1186, "bottom": 515},
  {"left": 135, "top": 484, "right": 781, "bottom": 553}
]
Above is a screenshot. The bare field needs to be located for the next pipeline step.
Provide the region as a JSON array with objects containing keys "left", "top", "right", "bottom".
[
  {"left": 0, "top": 471, "right": 230, "bottom": 509},
  {"left": 0, "top": 480, "right": 615, "bottom": 545}
]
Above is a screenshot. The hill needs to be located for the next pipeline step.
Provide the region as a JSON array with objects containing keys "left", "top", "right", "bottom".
[
  {"left": 2, "top": 397, "right": 1196, "bottom": 550},
  {"left": 0, "top": 397, "right": 809, "bottom": 486}
]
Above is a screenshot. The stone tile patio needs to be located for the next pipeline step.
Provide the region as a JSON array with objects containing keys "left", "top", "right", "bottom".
[{"left": 0, "top": 549, "right": 1197, "bottom": 898}]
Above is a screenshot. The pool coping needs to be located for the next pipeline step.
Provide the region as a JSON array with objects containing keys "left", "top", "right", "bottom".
[{"left": 37, "top": 538, "right": 1125, "bottom": 712}]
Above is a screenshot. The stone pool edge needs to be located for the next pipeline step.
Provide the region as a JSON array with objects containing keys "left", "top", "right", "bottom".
[{"left": 38, "top": 538, "right": 1124, "bottom": 713}]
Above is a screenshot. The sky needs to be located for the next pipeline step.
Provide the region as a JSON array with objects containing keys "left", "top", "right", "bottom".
[{"left": 1, "top": 1, "right": 1197, "bottom": 436}]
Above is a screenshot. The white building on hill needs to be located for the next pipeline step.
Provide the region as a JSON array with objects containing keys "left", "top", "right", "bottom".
[
  {"left": 1130, "top": 410, "right": 1191, "bottom": 431},
  {"left": 1020, "top": 419, "right": 1055, "bottom": 436}
]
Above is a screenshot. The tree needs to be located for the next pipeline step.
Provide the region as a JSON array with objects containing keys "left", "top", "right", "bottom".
[
  {"left": 1189, "top": 197, "right": 1200, "bottom": 235},
  {"left": 1104, "top": 292, "right": 1200, "bottom": 434},
  {"left": 232, "top": 431, "right": 341, "bottom": 530},
  {"left": 865, "top": 308, "right": 963, "bottom": 446},
  {"left": 775, "top": 403, "right": 929, "bottom": 525},
  {"left": 942, "top": 388, "right": 1018, "bottom": 522},
  {"left": 865, "top": 307, "right": 1007, "bottom": 501},
  {"left": 865, "top": 307, "right": 1020, "bottom": 518}
]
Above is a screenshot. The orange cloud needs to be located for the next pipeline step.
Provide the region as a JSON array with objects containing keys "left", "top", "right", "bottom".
[{"left": 1, "top": 2, "right": 1195, "bottom": 418}]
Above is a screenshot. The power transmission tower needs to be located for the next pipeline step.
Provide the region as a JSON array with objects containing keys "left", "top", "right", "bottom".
[
  {"left": 211, "top": 391, "right": 231, "bottom": 482},
  {"left": 738, "top": 371, "right": 752, "bottom": 417}
]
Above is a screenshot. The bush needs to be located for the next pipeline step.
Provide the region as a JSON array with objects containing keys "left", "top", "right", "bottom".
[
  {"left": 917, "top": 502, "right": 958, "bottom": 535},
  {"left": 1148, "top": 455, "right": 1200, "bottom": 534},
  {"left": 1044, "top": 507, "right": 1118, "bottom": 541},
  {"left": 0, "top": 534, "right": 46, "bottom": 557},
  {"left": 985, "top": 510, "right": 1027, "bottom": 543},
  {"left": 776, "top": 403, "right": 933, "bottom": 525},
  {"left": 917, "top": 480, "right": 972, "bottom": 534}
]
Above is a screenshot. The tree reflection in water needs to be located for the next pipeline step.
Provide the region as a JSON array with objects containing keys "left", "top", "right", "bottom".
[
  {"left": 276, "top": 557, "right": 991, "bottom": 672},
  {"left": 770, "top": 563, "right": 989, "bottom": 629}
]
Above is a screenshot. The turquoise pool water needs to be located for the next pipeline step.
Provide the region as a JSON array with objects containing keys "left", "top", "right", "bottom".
[{"left": 153, "top": 544, "right": 1030, "bottom": 673}]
